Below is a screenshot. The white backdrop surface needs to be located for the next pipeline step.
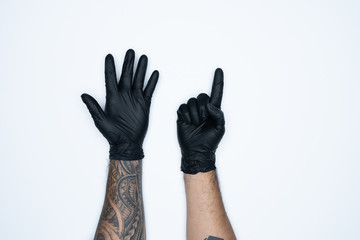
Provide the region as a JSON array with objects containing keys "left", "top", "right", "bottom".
[{"left": 0, "top": 0, "right": 360, "bottom": 239}]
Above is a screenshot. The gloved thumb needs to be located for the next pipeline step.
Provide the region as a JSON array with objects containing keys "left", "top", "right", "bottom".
[{"left": 81, "top": 93, "right": 105, "bottom": 124}]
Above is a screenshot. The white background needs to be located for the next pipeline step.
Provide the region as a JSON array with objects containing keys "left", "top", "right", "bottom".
[{"left": 0, "top": 0, "right": 359, "bottom": 239}]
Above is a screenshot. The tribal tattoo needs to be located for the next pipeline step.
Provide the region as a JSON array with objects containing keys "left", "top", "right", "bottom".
[{"left": 94, "top": 160, "right": 145, "bottom": 240}]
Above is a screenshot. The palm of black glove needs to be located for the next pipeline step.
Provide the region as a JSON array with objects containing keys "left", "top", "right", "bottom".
[
  {"left": 102, "top": 89, "right": 149, "bottom": 146},
  {"left": 81, "top": 49, "right": 159, "bottom": 160},
  {"left": 177, "top": 68, "right": 225, "bottom": 174}
]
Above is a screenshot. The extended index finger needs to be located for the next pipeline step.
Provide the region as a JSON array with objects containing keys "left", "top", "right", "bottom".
[{"left": 210, "top": 68, "right": 224, "bottom": 108}]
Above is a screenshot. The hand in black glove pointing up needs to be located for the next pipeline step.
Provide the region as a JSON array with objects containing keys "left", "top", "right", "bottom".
[
  {"left": 177, "top": 68, "right": 225, "bottom": 174},
  {"left": 81, "top": 49, "right": 159, "bottom": 160}
]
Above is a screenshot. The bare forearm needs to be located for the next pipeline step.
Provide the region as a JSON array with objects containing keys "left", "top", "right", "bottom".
[
  {"left": 184, "top": 171, "right": 236, "bottom": 240},
  {"left": 95, "top": 160, "right": 145, "bottom": 240}
]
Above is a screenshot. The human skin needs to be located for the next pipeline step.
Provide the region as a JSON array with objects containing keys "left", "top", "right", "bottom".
[
  {"left": 184, "top": 170, "right": 236, "bottom": 240},
  {"left": 94, "top": 160, "right": 145, "bottom": 240},
  {"left": 81, "top": 49, "right": 158, "bottom": 240},
  {"left": 177, "top": 69, "right": 236, "bottom": 239}
]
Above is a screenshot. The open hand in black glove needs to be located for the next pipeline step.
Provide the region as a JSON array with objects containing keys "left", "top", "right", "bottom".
[
  {"left": 177, "top": 68, "right": 225, "bottom": 174},
  {"left": 81, "top": 49, "right": 159, "bottom": 160}
]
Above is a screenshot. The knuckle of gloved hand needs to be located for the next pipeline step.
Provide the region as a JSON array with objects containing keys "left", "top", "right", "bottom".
[
  {"left": 178, "top": 103, "right": 187, "bottom": 112},
  {"left": 197, "top": 93, "right": 209, "bottom": 101},
  {"left": 187, "top": 97, "right": 197, "bottom": 105}
]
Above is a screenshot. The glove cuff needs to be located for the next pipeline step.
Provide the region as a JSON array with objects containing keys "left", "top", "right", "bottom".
[
  {"left": 180, "top": 149, "right": 216, "bottom": 174},
  {"left": 109, "top": 143, "right": 144, "bottom": 161}
]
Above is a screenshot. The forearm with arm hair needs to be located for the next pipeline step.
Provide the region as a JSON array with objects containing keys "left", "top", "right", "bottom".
[
  {"left": 177, "top": 69, "right": 236, "bottom": 239},
  {"left": 184, "top": 170, "right": 236, "bottom": 240},
  {"left": 94, "top": 160, "right": 145, "bottom": 240}
]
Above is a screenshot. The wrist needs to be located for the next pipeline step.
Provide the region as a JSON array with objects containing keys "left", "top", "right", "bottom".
[
  {"left": 181, "top": 149, "right": 216, "bottom": 174},
  {"left": 184, "top": 169, "right": 216, "bottom": 181},
  {"left": 184, "top": 170, "right": 220, "bottom": 207},
  {"left": 109, "top": 143, "right": 144, "bottom": 160}
]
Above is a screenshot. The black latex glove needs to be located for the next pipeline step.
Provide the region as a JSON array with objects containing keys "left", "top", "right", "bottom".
[
  {"left": 81, "top": 49, "right": 159, "bottom": 160},
  {"left": 177, "top": 68, "right": 225, "bottom": 174}
]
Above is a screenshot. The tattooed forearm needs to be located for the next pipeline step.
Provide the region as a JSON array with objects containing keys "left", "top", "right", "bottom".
[
  {"left": 204, "top": 236, "right": 224, "bottom": 240},
  {"left": 95, "top": 160, "right": 145, "bottom": 240}
]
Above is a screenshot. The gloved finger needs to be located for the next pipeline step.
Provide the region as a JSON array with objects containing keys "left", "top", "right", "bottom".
[
  {"left": 104, "top": 54, "right": 118, "bottom": 98},
  {"left": 133, "top": 55, "right": 148, "bottom": 90},
  {"left": 210, "top": 68, "right": 224, "bottom": 108},
  {"left": 81, "top": 93, "right": 105, "bottom": 123},
  {"left": 206, "top": 103, "right": 225, "bottom": 130},
  {"left": 197, "top": 93, "right": 210, "bottom": 121},
  {"left": 143, "top": 70, "right": 159, "bottom": 101},
  {"left": 177, "top": 103, "right": 191, "bottom": 124},
  {"left": 118, "top": 49, "right": 135, "bottom": 91},
  {"left": 187, "top": 98, "right": 201, "bottom": 126}
]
